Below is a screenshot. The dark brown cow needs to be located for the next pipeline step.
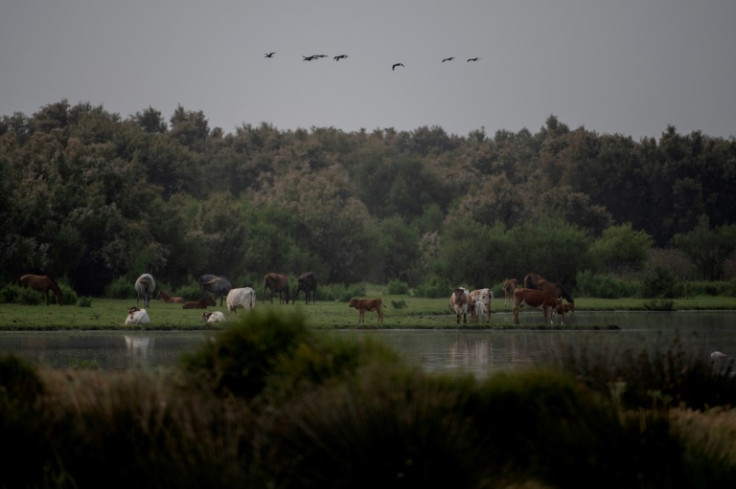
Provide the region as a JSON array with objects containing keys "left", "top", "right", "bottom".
[
  {"left": 512, "top": 287, "right": 561, "bottom": 324},
  {"left": 348, "top": 298, "right": 384, "bottom": 323},
  {"left": 19, "top": 274, "right": 64, "bottom": 306},
  {"left": 182, "top": 296, "right": 216, "bottom": 309},
  {"left": 293, "top": 272, "right": 317, "bottom": 304},
  {"left": 523, "top": 273, "right": 574, "bottom": 310},
  {"left": 263, "top": 272, "right": 290, "bottom": 304}
]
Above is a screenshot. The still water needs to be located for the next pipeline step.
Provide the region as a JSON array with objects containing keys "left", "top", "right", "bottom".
[{"left": 0, "top": 311, "right": 734, "bottom": 376}]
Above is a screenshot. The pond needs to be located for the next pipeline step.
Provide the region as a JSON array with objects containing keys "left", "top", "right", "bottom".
[{"left": 0, "top": 311, "right": 734, "bottom": 376}]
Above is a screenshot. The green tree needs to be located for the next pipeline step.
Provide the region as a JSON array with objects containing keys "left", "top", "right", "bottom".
[
  {"left": 589, "top": 223, "right": 653, "bottom": 273},
  {"left": 672, "top": 216, "right": 736, "bottom": 280}
]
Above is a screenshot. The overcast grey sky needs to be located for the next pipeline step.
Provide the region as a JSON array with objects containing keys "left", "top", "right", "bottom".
[{"left": 1, "top": 0, "right": 734, "bottom": 139}]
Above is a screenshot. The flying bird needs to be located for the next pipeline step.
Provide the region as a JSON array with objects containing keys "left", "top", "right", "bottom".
[
  {"left": 466, "top": 57, "right": 480, "bottom": 62},
  {"left": 302, "top": 55, "right": 317, "bottom": 61},
  {"left": 442, "top": 57, "right": 455, "bottom": 62},
  {"left": 334, "top": 54, "right": 348, "bottom": 61},
  {"left": 265, "top": 52, "right": 276, "bottom": 58},
  {"left": 392, "top": 62, "right": 405, "bottom": 71}
]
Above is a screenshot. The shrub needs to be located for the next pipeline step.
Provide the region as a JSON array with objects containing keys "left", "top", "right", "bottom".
[
  {"left": 641, "top": 266, "right": 683, "bottom": 298},
  {"left": 575, "top": 270, "right": 637, "bottom": 298},
  {"left": 105, "top": 276, "right": 135, "bottom": 299},
  {"left": 385, "top": 279, "right": 409, "bottom": 295},
  {"left": 317, "top": 283, "right": 366, "bottom": 302},
  {"left": 413, "top": 276, "right": 447, "bottom": 298},
  {"left": 0, "top": 285, "right": 20, "bottom": 304}
]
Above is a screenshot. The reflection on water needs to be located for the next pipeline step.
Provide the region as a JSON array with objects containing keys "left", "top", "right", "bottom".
[{"left": 0, "top": 311, "right": 734, "bottom": 376}]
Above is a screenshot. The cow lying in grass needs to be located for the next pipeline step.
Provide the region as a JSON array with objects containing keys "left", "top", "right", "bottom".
[
  {"left": 125, "top": 306, "right": 150, "bottom": 325},
  {"left": 512, "top": 288, "right": 561, "bottom": 324},
  {"left": 348, "top": 298, "right": 384, "bottom": 324},
  {"left": 182, "top": 296, "right": 216, "bottom": 309},
  {"left": 201, "top": 311, "right": 226, "bottom": 323}
]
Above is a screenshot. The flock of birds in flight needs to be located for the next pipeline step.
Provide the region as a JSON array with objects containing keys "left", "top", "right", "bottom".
[{"left": 263, "top": 52, "right": 479, "bottom": 70}]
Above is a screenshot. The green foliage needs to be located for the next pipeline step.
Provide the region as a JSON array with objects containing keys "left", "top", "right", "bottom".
[
  {"left": 590, "top": 223, "right": 653, "bottom": 272},
  {"left": 673, "top": 216, "right": 736, "bottom": 280},
  {"left": 3, "top": 101, "right": 736, "bottom": 296},
  {"left": 641, "top": 266, "right": 683, "bottom": 298},
  {"left": 413, "top": 275, "right": 448, "bottom": 298},
  {"left": 575, "top": 270, "right": 639, "bottom": 298},
  {"left": 317, "top": 282, "right": 367, "bottom": 302},
  {"left": 76, "top": 297, "right": 93, "bottom": 307},
  {"left": 105, "top": 276, "right": 135, "bottom": 299},
  {"left": 385, "top": 279, "right": 409, "bottom": 295}
]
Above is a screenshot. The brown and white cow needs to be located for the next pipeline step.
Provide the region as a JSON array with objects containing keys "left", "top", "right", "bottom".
[
  {"left": 469, "top": 288, "right": 493, "bottom": 323},
  {"left": 502, "top": 278, "right": 518, "bottom": 310},
  {"left": 348, "top": 298, "right": 384, "bottom": 324},
  {"left": 512, "top": 287, "right": 561, "bottom": 324},
  {"left": 450, "top": 287, "right": 471, "bottom": 324}
]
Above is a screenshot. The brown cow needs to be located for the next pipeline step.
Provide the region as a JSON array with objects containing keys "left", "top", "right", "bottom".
[
  {"left": 263, "top": 272, "right": 290, "bottom": 304},
  {"left": 469, "top": 288, "right": 493, "bottom": 323},
  {"left": 158, "top": 289, "right": 185, "bottom": 304},
  {"left": 348, "top": 298, "right": 384, "bottom": 324},
  {"left": 502, "top": 278, "right": 518, "bottom": 310},
  {"left": 512, "top": 287, "right": 561, "bottom": 324},
  {"left": 182, "top": 296, "right": 216, "bottom": 309},
  {"left": 449, "top": 287, "right": 470, "bottom": 324},
  {"left": 552, "top": 302, "right": 575, "bottom": 323},
  {"left": 523, "top": 273, "right": 574, "bottom": 309}
]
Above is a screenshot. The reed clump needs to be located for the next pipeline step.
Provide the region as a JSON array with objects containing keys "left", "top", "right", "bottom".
[{"left": 1, "top": 310, "right": 735, "bottom": 488}]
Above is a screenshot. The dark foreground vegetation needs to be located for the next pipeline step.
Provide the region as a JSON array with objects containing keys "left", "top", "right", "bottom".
[{"left": 2, "top": 311, "right": 735, "bottom": 488}]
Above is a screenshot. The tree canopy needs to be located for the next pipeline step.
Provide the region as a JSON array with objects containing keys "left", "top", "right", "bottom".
[{"left": 2, "top": 103, "right": 735, "bottom": 294}]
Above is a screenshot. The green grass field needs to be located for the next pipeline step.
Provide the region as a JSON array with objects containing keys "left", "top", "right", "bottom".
[{"left": 1, "top": 293, "right": 735, "bottom": 330}]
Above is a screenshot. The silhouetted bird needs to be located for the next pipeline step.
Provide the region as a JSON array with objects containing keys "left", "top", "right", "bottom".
[
  {"left": 265, "top": 52, "right": 276, "bottom": 58},
  {"left": 466, "top": 57, "right": 480, "bottom": 62},
  {"left": 334, "top": 54, "right": 348, "bottom": 61},
  {"left": 442, "top": 57, "right": 455, "bottom": 62},
  {"left": 314, "top": 54, "right": 328, "bottom": 58},
  {"left": 303, "top": 55, "right": 317, "bottom": 61},
  {"left": 392, "top": 63, "right": 404, "bottom": 71}
]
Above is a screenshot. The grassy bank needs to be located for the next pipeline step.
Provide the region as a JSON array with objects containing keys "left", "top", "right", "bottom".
[
  {"left": 2, "top": 310, "right": 735, "bottom": 488},
  {"left": 0, "top": 294, "right": 735, "bottom": 330}
]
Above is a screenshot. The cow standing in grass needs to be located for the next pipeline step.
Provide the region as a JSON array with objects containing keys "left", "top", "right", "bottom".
[
  {"left": 470, "top": 288, "right": 493, "bottom": 323},
  {"left": 450, "top": 287, "right": 471, "bottom": 324},
  {"left": 512, "top": 288, "right": 560, "bottom": 324},
  {"left": 349, "top": 298, "right": 384, "bottom": 324}
]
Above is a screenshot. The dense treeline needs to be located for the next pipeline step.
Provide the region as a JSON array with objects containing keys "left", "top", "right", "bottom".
[{"left": 2, "top": 100, "right": 735, "bottom": 295}]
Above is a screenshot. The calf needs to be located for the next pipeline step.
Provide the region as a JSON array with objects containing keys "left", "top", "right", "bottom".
[
  {"left": 201, "top": 311, "right": 226, "bottom": 323},
  {"left": 348, "top": 298, "right": 384, "bottom": 324},
  {"left": 552, "top": 302, "right": 575, "bottom": 324},
  {"left": 125, "top": 306, "right": 150, "bottom": 325},
  {"left": 449, "top": 287, "right": 470, "bottom": 324},
  {"left": 182, "top": 296, "right": 216, "bottom": 309},
  {"left": 512, "top": 288, "right": 560, "bottom": 324}
]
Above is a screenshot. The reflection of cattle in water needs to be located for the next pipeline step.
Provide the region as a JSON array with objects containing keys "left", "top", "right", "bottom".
[
  {"left": 19, "top": 274, "right": 64, "bottom": 306},
  {"left": 263, "top": 273, "right": 290, "bottom": 304},
  {"left": 134, "top": 274, "right": 156, "bottom": 308},
  {"left": 293, "top": 272, "right": 317, "bottom": 304},
  {"left": 449, "top": 287, "right": 471, "bottom": 324},
  {"left": 124, "top": 335, "right": 153, "bottom": 362},
  {"left": 198, "top": 275, "right": 232, "bottom": 306}
]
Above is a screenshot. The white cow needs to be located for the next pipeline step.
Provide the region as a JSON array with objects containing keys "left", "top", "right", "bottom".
[
  {"left": 226, "top": 287, "right": 256, "bottom": 315},
  {"left": 470, "top": 288, "right": 493, "bottom": 323},
  {"left": 449, "top": 287, "right": 471, "bottom": 324},
  {"left": 201, "top": 311, "right": 226, "bottom": 323},
  {"left": 125, "top": 306, "right": 150, "bottom": 325}
]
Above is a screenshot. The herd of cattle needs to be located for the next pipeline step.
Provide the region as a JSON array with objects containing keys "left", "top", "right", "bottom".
[{"left": 125, "top": 270, "right": 575, "bottom": 326}]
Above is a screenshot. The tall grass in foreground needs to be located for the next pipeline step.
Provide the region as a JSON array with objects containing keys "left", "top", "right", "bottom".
[{"left": 1, "top": 310, "right": 735, "bottom": 488}]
